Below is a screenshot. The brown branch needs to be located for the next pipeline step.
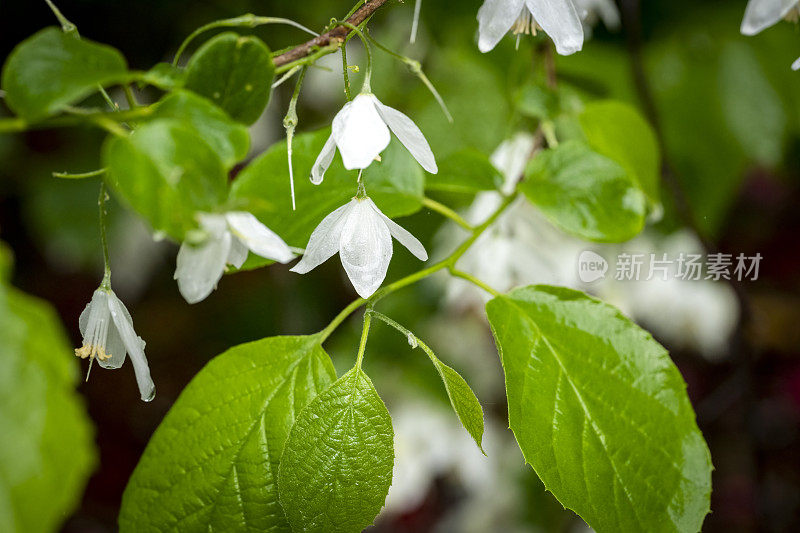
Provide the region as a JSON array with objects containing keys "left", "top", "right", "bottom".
[{"left": 273, "top": 0, "right": 390, "bottom": 67}]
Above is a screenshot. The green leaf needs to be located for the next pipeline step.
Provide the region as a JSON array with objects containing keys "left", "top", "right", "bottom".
[
  {"left": 278, "top": 367, "right": 394, "bottom": 533},
  {"left": 425, "top": 149, "right": 501, "bottom": 194},
  {"left": 718, "top": 41, "right": 786, "bottom": 167},
  {"left": 1, "top": 27, "right": 128, "bottom": 121},
  {"left": 579, "top": 100, "right": 661, "bottom": 209},
  {"left": 184, "top": 32, "right": 274, "bottom": 125},
  {"left": 152, "top": 90, "right": 250, "bottom": 169},
  {"left": 102, "top": 119, "right": 228, "bottom": 241},
  {"left": 138, "top": 62, "right": 185, "bottom": 91},
  {"left": 230, "top": 129, "right": 424, "bottom": 269},
  {"left": 0, "top": 282, "right": 96, "bottom": 533},
  {"left": 486, "top": 285, "right": 712, "bottom": 533},
  {"left": 521, "top": 141, "right": 646, "bottom": 243},
  {"left": 430, "top": 355, "right": 485, "bottom": 452},
  {"left": 119, "top": 335, "right": 337, "bottom": 533}
]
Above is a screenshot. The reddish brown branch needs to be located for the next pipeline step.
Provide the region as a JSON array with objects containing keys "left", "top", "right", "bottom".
[{"left": 273, "top": 0, "right": 390, "bottom": 67}]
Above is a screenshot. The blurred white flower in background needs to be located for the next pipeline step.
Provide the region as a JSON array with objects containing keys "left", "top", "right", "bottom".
[
  {"left": 438, "top": 135, "right": 740, "bottom": 359},
  {"left": 476, "top": 0, "right": 584, "bottom": 55},
  {"left": 573, "top": 0, "right": 621, "bottom": 32}
]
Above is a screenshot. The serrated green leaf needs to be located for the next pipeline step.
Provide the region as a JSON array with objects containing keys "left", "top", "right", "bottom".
[
  {"left": 1, "top": 27, "right": 128, "bottom": 121},
  {"left": 0, "top": 282, "right": 96, "bottom": 533},
  {"left": 230, "top": 129, "right": 424, "bottom": 270},
  {"left": 152, "top": 90, "right": 249, "bottom": 169},
  {"left": 521, "top": 141, "right": 646, "bottom": 242},
  {"left": 184, "top": 32, "right": 274, "bottom": 125},
  {"left": 278, "top": 367, "right": 394, "bottom": 533},
  {"left": 486, "top": 285, "right": 712, "bottom": 533},
  {"left": 431, "top": 357, "right": 485, "bottom": 452},
  {"left": 425, "top": 149, "right": 501, "bottom": 194},
  {"left": 119, "top": 335, "right": 337, "bottom": 533},
  {"left": 579, "top": 100, "right": 661, "bottom": 208},
  {"left": 102, "top": 119, "right": 228, "bottom": 241}
]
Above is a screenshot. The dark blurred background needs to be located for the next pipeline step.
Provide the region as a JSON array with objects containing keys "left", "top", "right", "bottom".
[{"left": 1, "top": 0, "right": 800, "bottom": 531}]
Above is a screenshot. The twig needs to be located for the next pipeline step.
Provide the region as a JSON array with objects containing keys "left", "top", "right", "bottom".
[{"left": 272, "top": 0, "right": 390, "bottom": 68}]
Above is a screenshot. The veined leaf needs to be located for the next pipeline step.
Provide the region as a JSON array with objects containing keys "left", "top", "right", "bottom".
[
  {"left": 278, "top": 367, "right": 394, "bottom": 533},
  {"left": 1, "top": 27, "right": 128, "bottom": 121},
  {"left": 0, "top": 277, "right": 96, "bottom": 533},
  {"left": 486, "top": 285, "right": 712, "bottom": 533},
  {"left": 119, "top": 335, "right": 337, "bottom": 533},
  {"left": 184, "top": 32, "right": 274, "bottom": 125},
  {"left": 430, "top": 356, "right": 485, "bottom": 453},
  {"left": 521, "top": 141, "right": 646, "bottom": 243},
  {"left": 102, "top": 119, "right": 228, "bottom": 241}
]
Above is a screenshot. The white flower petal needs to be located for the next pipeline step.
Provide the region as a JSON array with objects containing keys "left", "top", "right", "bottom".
[
  {"left": 333, "top": 94, "right": 391, "bottom": 170},
  {"left": 367, "top": 199, "right": 428, "bottom": 261},
  {"left": 339, "top": 199, "right": 393, "bottom": 298},
  {"left": 372, "top": 97, "right": 438, "bottom": 174},
  {"left": 107, "top": 292, "right": 155, "bottom": 402},
  {"left": 491, "top": 133, "right": 536, "bottom": 194},
  {"left": 477, "top": 0, "right": 526, "bottom": 52},
  {"left": 741, "top": 0, "right": 798, "bottom": 35},
  {"left": 78, "top": 289, "right": 126, "bottom": 366},
  {"left": 225, "top": 212, "right": 295, "bottom": 264},
  {"left": 290, "top": 201, "right": 354, "bottom": 274},
  {"left": 311, "top": 133, "right": 337, "bottom": 185},
  {"left": 574, "top": 0, "right": 620, "bottom": 30},
  {"left": 793, "top": 56, "right": 800, "bottom": 70},
  {"left": 226, "top": 236, "right": 249, "bottom": 269},
  {"left": 525, "top": 0, "right": 584, "bottom": 55},
  {"left": 174, "top": 231, "right": 232, "bottom": 304}
]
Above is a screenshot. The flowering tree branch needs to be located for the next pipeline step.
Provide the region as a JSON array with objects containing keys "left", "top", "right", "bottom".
[{"left": 273, "top": 0, "right": 391, "bottom": 68}]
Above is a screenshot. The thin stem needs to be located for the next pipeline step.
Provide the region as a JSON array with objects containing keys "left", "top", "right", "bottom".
[
  {"left": 355, "top": 303, "right": 373, "bottom": 370},
  {"left": 98, "top": 182, "right": 111, "bottom": 289},
  {"left": 123, "top": 84, "right": 139, "bottom": 109},
  {"left": 448, "top": 267, "right": 500, "bottom": 296},
  {"left": 272, "top": 66, "right": 300, "bottom": 89},
  {"left": 410, "top": 0, "right": 422, "bottom": 44},
  {"left": 364, "top": 31, "right": 452, "bottom": 122},
  {"left": 541, "top": 120, "right": 558, "bottom": 148},
  {"left": 44, "top": 0, "right": 78, "bottom": 35},
  {"left": 319, "top": 298, "right": 366, "bottom": 341},
  {"left": 53, "top": 168, "right": 107, "bottom": 179},
  {"left": 274, "top": 42, "right": 342, "bottom": 76},
  {"left": 0, "top": 107, "right": 153, "bottom": 134},
  {"left": 369, "top": 310, "right": 438, "bottom": 365},
  {"left": 318, "top": 193, "right": 517, "bottom": 341},
  {"left": 341, "top": 43, "right": 353, "bottom": 100},
  {"left": 343, "top": 0, "right": 368, "bottom": 21},
  {"left": 422, "top": 197, "right": 472, "bottom": 230},
  {"left": 284, "top": 66, "right": 308, "bottom": 211},
  {"left": 172, "top": 15, "right": 318, "bottom": 66},
  {"left": 336, "top": 21, "right": 373, "bottom": 92}
]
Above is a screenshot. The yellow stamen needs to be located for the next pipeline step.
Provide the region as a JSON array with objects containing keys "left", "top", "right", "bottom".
[
  {"left": 74, "top": 344, "right": 112, "bottom": 361},
  {"left": 512, "top": 9, "right": 541, "bottom": 36}
]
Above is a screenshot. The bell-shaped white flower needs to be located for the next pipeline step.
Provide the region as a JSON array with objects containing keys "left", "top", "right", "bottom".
[
  {"left": 76, "top": 288, "right": 155, "bottom": 402},
  {"left": 741, "top": 0, "right": 799, "bottom": 35},
  {"left": 290, "top": 197, "right": 428, "bottom": 298},
  {"left": 573, "top": 0, "right": 620, "bottom": 31},
  {"left": 310, "top": 93, "right": 438, "bottom": 184},
  {"left": 793, "top": 57, "right": 800, "bottom": 70},
  {"left": 477, "top": 0, "right": 584, "bottom": 55},
  {"left": 175, "top": 212, "right": 295, "bottom": 304}
]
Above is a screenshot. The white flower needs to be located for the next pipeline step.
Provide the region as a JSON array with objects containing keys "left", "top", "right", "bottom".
[
  {"left": 76, "top": 288, "right": 155, "bottom": 402},
  {"left": 573, "top": 0, "right": 620, "bottom": 31},
  {"left": 174, "top": 212, "right": 295, "bottom": 304},
  {"left": 310, "top": 93, "right": 437, "bottom": 184},
  {"left": 793, "top": 56, "right": 800, "bottom": 70},
  {"left": 290, "top": 197, "right": 428, "bottom": 298},
  {"left": 741, "top": 0, "right": 799, "bottom": 35},
  {"left": 477, "top": 0, "right": 584, "bottom": 55}
]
